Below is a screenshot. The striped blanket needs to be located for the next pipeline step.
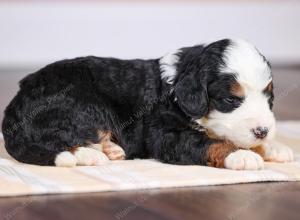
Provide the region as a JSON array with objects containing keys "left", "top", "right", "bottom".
[{"left": 0, "top": 121, "right": 299, "bottom": 197}]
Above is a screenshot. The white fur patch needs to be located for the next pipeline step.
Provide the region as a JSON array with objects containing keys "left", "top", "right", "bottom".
[
  {"left": 225, "top": 149, "right": 264, "bottom": 170},
  {"left": 74, "top": 147, "right": 109, "bottom": 166},
  {"left": 159, "top": 49, "right": 180, "bottom": 84},
  {"left": 222, "top": 39, "right": 272, "bottom": 90},
  {"left": 264, "top": 141, "right": 294, "bottom": 162},
  {"left": 55, "top": 151, "right": 77, "bottom": 167},
  {"left": 90, "top": 143, "right": 104, "bottom": 151}
]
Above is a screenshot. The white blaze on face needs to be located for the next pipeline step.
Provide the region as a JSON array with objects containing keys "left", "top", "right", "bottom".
[{"left": 202, "top": 39, "right": 276, "bottom": 148}]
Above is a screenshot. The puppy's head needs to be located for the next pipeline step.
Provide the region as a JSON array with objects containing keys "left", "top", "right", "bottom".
[{"left": 173, "top": 39, "right": 275, "bottom": 148}]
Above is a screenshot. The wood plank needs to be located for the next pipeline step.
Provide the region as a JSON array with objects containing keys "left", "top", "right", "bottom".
[{"left": 0, "top": 182, "right": 299, "bottom": 220}]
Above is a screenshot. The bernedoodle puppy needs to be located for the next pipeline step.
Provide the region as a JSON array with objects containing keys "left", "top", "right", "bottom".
[{"left": 2, "top": 39, "right": 293, "bottom": 169}]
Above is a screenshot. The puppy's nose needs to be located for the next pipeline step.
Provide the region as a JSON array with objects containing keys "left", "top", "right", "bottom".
[{"left": 252, "top": 127, "right": 269, "bottom": 139}]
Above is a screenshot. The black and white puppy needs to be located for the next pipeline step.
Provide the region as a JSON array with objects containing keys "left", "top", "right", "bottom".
[{"left": 2, "top": 39, "right": 293, "bottom": 169}]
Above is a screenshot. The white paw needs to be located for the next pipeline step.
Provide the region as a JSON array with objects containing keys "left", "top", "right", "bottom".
[
  {"left": 103, "top": 142, "right": 126, "bottom": 160},
  {"left": 74, "top": 147, "right": 109, "bottom": 166},
  {"left": 264, "top": 143, "right": 294, "bottom": 163},
  {"left": 224, "top": 150, "right": 264, "bottom": 170},
  {"left": 55, "top": 151, "right": 77, "bottom": 167}
]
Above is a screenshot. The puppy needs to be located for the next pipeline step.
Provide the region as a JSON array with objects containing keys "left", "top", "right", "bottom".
[{"left": 2, "top": 39, "right": 293, "bottom": 169}]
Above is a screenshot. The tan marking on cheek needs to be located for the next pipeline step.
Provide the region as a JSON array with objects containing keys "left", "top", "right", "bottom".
[
  {"left": 231, "top": 82, "right": 245, "bottom": 97},
  {"left": 207, "top": 141, "right": 238, "bottom": 168},
  {"left": 251, "top": 145, "right": 266, "bottom": 160},
  {"left": 264, "top": 81, "right": 273, "bottom": 93},
  {"left": 201, "top": 117, "right": 209, "bottom": 124},
  {"left": 205, "top": 129, "right": 221, "bottom": 140},
  {"left": 196, "top": 119, "right": 224, "bottom": 140}
]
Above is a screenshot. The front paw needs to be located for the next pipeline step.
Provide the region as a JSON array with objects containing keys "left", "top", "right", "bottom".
[
  {"left": 264, "top": 143, "right": 294, "bottom": 163},
  {"left": 224, "top": 150, "right": 264, "bottom": 170}
]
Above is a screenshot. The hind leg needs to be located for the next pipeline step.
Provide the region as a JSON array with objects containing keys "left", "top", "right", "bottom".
[{"left": 54, "top": 131, "right": 125, "bottom": 167}]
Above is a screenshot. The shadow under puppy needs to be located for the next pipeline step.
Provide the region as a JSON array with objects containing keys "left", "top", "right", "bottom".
[{"left": 2, "top": 39, "right": 293, "bottom": 169}]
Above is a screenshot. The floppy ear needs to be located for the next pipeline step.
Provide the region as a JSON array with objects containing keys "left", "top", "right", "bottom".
[{"left": 174, "top": 73, "right": 208, "bottom": 118}]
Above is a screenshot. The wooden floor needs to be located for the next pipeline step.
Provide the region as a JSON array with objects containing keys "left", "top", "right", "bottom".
[
  {"left": 0, "top": 66, "right": 299, "bottom": 220},
  {"left": 1, "top": 182, "right": 299, "bottom": 220}
]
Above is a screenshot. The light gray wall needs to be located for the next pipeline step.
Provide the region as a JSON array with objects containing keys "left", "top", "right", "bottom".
[{"left": 0, "top": 1, "right": 300, "bottom": 69}]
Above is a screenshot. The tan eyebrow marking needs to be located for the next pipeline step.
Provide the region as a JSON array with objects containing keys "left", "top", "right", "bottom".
[{"left": 231, "top": 82, "right": 245, "bottom": 97}]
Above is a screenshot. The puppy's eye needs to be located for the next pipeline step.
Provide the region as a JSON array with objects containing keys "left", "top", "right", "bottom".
[
  {"left": 222, "top": 96, "right": 243, "bottom": 107},
  {"left": 224, "top": 97, "right": 235, "bottom": 104}
]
